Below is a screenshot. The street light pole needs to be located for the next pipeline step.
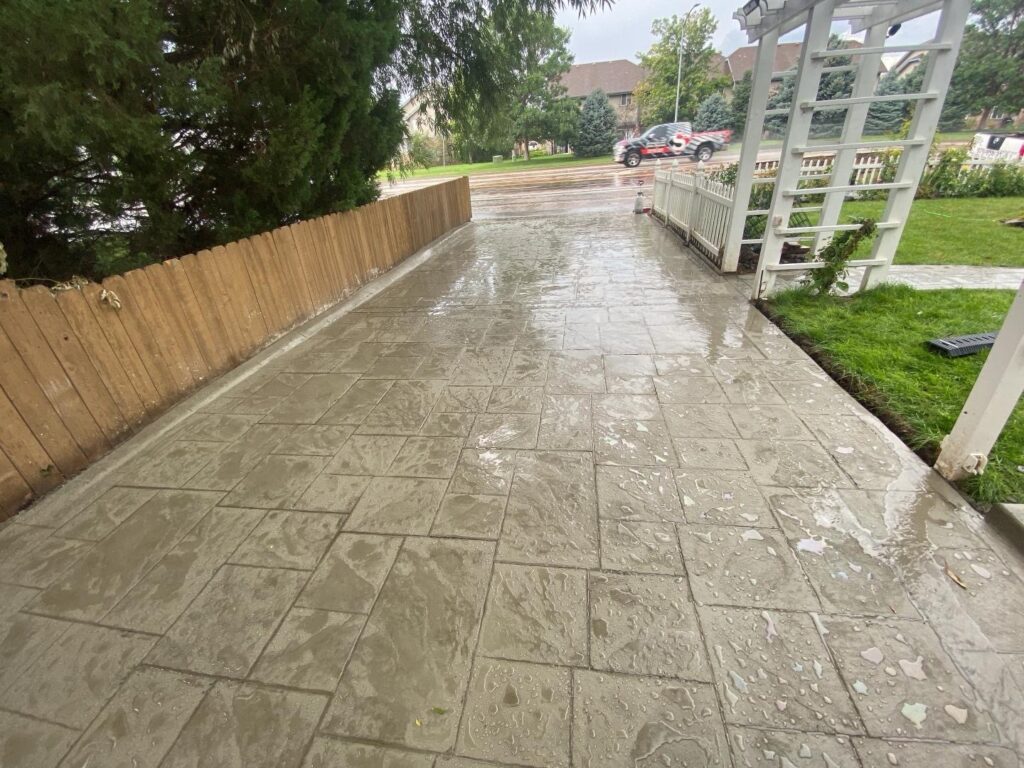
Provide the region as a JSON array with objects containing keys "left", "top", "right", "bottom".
[{"left": 674, "top": 3, "right": 700, "bottom": 123}]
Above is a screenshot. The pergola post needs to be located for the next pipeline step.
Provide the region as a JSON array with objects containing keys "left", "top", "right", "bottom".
[
  {"left": 812, "top": 21, "right": 887, "bottom": 253},
  {"left": 751, "top": 0, "right": 836, "bottom": 299},
  {"left": 721, "top": 27, "right": 780, "bottom": 273},
  {"left": 935, "top": 279, "right": 1024, "bottom": 481},
  {"left": 860, "top": 0, "right": 971, "bottom": 290}
]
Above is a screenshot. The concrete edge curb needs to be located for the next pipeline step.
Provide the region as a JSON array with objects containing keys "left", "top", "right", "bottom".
[{"left": 987, "top": 502, "right": 1024, "bottom": 555}]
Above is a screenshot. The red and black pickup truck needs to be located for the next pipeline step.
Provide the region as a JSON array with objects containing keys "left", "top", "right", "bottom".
[{"left": 613, "top": 122, "right": 732, "bottom": 167}]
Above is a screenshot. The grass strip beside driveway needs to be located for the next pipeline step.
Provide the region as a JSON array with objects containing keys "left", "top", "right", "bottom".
[{"left": 767, "top": 284, "right": 1023, "bottom": 504}]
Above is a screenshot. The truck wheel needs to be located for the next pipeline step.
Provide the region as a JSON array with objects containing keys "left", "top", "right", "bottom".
[
  {"left": 624, "top": 151, "right": 641, "bottom": 168},
  {"left": 695, "top": 143, "right": 714, "bottom": 162}
]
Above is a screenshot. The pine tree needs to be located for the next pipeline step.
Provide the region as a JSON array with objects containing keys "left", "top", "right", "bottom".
[
  {"left": 865, "top": 73, "right": 909, "bottom": 134},
  {"left": 574, "top": 90, "right": 619, "bottom": 157},
  {"left": 694, "top": 93, "right": 733, "bottom": 131},
  {"left": 730, "top": 71, "right": 753, "bottom": 136},
  {"left": 0, "top": 0, "right": 604, "bottom": 282}
]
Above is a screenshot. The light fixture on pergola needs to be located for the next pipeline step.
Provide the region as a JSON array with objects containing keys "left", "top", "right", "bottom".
[{"left": 721, "top": 0, "right": 971, "bottom": 298}]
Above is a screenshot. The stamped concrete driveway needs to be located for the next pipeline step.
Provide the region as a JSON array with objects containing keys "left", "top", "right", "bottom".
[{"left": 1, "top": 210, "right": 1023, "bottom": 768}]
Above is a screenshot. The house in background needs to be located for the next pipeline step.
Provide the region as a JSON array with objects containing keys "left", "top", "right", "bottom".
[
  {"left": 560, "top": 60, "right": 647, "bottom": 135},
  {"left": 721, "top": 40, "right": 885, "bottom": 93}
]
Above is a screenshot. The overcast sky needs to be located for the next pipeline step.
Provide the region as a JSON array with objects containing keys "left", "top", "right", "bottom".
[{"left": 555, "top": 2, "right": 941, "bottom": 63}]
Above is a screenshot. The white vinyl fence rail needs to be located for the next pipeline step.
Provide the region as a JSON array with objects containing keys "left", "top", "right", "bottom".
[
  {"left": 653, "top": 150, "right": 1013, "bottom": 272},
  {"left": 652, "top": 165, "right": 735, "bottom": 268}
]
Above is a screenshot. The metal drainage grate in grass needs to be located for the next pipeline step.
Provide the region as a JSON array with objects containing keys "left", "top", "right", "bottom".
[{"left": 928, "top": 332, "right": 998, "bottom": 357}]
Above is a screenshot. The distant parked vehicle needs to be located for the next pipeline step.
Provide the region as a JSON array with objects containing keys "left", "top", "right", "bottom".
[
  {"left": 970, "top": 131, "right": 1024, "bottom": 164},
  {"left": 613, "top": 122, "right": 732, "bottom": 168}
]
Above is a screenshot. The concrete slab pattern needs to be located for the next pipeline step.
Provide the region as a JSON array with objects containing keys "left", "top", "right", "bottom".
[{"left": 1, "top": 210, "right": 1023, "bottom": 768}]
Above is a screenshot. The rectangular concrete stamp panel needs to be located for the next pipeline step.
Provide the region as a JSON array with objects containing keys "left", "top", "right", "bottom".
[
  {"left": 31, "top": 489, "right": 222, "bottom": 621},
  {"left": 148, "top": 564, "right": 306, "bottom": 677},
  {"left": 159, "top": 681, "right": 326, "bottom": 768},
  {"left": 3, "top": 622, "right": 156, "bottom": 728},
  {"left": 60, "top": 667, "right": 212, "bottom": 768},
  {"left": 498, "top": 451, "right": 599, "bottom": 569},
  {"left": 321, "top": 537, "right": 494, "bottom": 751}
]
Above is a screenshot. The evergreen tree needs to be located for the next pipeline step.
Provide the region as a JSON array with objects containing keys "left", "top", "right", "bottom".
[
  {"left": 865, "top": 73, "right": 909, "bottom": 134},
  {"left": 575, "top": 90, "right": 619, "bottom": 157},
  {"left": 730, "top": 71, "right": 753, "bottom": 136},
  {"left": 694, "top": 93, "right": 733, "bottom": 131},
  {"left": 765, "top": 35, "right": 855, "bottom": 138},
  {"left": 0, "top": 0, "right": 602, "bottom": 281}
]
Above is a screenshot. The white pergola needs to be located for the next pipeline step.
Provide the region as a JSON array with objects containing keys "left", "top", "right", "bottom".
[
  {"left": 718, "top": 0, "right": 1022, "bottom": 493},
  {"left": 722, "top": 0, "right": 971, "bottom": 297}
]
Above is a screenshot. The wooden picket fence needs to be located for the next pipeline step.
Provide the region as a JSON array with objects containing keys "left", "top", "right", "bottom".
[{"left": 0, "top": 176, "right": 471, "bottom": 519}]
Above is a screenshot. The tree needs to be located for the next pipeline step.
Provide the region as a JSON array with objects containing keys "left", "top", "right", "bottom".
[
  {"left": 940, "top": 0, "right": 1024, "bottom": 128},
  {"left": 634, "top": 10, "right": 730, "bottom": 126},
  {"left": 730, "top": 71, "right": 753, "bottom": 136},
  {"left": 575, "top": 90, "right": 619, "bottom": 156},
  {"left": 694, "top": 93, "right": 733, "bottom": 131},
  {"left": 0, "top": 0, "right": 604, "bottom": 282},
  {"left": 865, "top": 73, "right": 910, "bottom": 134},
  {"left": 504, "top": 18, "right": 575, "bottom": 159},
  {"left": 764, "top": 35, "right": 855, "bottom": 138}
]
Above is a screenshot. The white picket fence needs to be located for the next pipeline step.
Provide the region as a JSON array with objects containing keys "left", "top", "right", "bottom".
[
  {"left": 652, "top": 150, "right": 1013, "bottom": 270},
  {"left": 651, "top": 167, "right": 735, "bottom": 268}
]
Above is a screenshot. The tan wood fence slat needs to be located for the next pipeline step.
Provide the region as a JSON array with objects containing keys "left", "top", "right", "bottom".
[
  {"left": 162, "top": 259, "right": 223, "bottom": 377},
  {"left": 194, "top": 248, "right": 247, "bottom": 363},
  {"left": 222, "top": 241, "right": 269, "bottom": 352},
  {"left": 1, "top": 177, "right": 470, "bottom": 519},
  {"left": 102, "top": 274, "right": 178, "bottom": 405},
  {"left": 0, "top": 384, "right": 63, "bottom": 496},
  {"left": 180, "top": 252, "right": 239, "bottom": 369},
  {"left": 0, "top": 281, "right": 109, "bottom": 460},
  {"left": 122, "top": 270, "right": 195, "bottom": 395},
  {"left": 21, "top": 286, "right": 129, "bottom": 443},
  {"left": 0, "top": 320, "right": 87, "bottom": 477},
  {"left": 0, "top": 446, "right": 33, "bottom": 520},
  {"left": 79, "top": 282, "right": 162, "bottom": 411},
  {"left": 55, "top": 286, "right": 147, "bottom": 427},
  {"left": 237, "top": 236, "right": 284, "bottom": 337},
  {"left": 143, "top": 263, "right": 210, "bottom": 384}
]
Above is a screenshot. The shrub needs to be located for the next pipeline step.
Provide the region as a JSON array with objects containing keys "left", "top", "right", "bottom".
[{"left": 804, "top": 218, "right": 877, "bottom": 295}]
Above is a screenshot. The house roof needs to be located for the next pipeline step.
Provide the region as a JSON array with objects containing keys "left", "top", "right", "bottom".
[
  {"left": 560, "top": 60, "right": 647, "bottom": 99},
  {"left": 725, "top": 39, "right": 885, "bottom": 82}
]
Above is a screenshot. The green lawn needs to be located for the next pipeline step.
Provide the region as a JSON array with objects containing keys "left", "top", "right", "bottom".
[
  {"left": 768, "top": 284, "right": 1022, "bottom": 504},
  {"left": 842, "top": 197, "right": 1024, "bottom": 267},
  {"left": 388, "top": 153, "right": 616, "bottom": 179}
]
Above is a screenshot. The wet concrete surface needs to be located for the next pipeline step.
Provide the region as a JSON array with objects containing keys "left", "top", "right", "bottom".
[{"left": 1, "top": 204, "right": 1023, "bottom": 767}]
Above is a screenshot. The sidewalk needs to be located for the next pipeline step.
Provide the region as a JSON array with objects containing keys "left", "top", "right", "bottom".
[{"left": 1, "top": 211, "right": 1022, "bottom": 767}]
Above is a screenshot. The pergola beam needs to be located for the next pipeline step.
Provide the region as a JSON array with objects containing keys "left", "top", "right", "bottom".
[{"left": 737, "top": 0, "right": 944, "bottom": 41}]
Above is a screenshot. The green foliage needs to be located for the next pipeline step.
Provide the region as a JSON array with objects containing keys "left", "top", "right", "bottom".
[
  {"left": 634, "top": 10, "right": 730, "bottom": 125},
  {"left": 943, "top": 0, "right": 1024, "bottom": 128},
  {"left": 768, "top": 284, "right": 1023, "bottom": 503},
  {"left": 694, "top": 93, "right": 732, "bottom": 131},
  {"left": 765, "top": 35, "right": 854, "bottom": 138},
  {"left": 803, "top": 218, "right": 877, "bottom": 295},
  {"left": 0, "top": 0, "right": 603, "bottom": 282},
  {"left": 865, "top": 73, "right": 911, "bottom": 135},
  {"left": 730, "top": 71, "right": 753, "bottom": 136},
  {"left": 918, "top": 148, "right": 1024, "bottom": 198},
  {"left": 407, "top": 134, "right": 441, "bottom": 169},
  {"left": 441, "top": 14, "right": 576, "bottom": 161},
  {"left": 575, "top": 90, "right": 618, "bottom": 157}
]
